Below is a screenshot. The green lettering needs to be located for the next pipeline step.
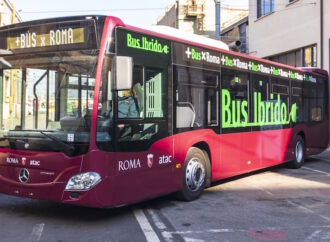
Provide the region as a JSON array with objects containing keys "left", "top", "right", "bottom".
[
  {"left": 222, "top": 89, "right": 231, "bottom": 128},
  {"left": 242, "top": 101, "right": 248, "bottom": 124},
  {"left": 281, "top": 103, "right": 287, "bottom": 123},
  {"left": 266, "top": 102, "right": 271, "bottom": 123},
  {"left": 274, "top": 95, "right": 281, "bottom": 124}
]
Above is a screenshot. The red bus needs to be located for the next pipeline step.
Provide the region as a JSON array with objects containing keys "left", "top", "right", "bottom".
[{"left": 0, "top": 16, "right": 328, "bottom": 208}]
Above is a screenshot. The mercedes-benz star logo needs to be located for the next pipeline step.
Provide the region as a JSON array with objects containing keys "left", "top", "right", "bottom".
[{"left": 19, "top": 168, "right": 29, "bottom": 183}]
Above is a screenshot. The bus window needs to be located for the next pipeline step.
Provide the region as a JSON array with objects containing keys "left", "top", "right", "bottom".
[
  {"left": 114, "top": 67, "right": 168, "bottom": 152},
  {"left": 145, "top": 68, "right": 165, "bottom": 118},
  {"left": 175, "top": 66, "right": 218, "bottom": 130},
  {"left": 291, "top": 81, "right": 303, "bottom": 123},
  {"left": 302, "top": 77, "right": 324, "bottom": 123},
  {"left": 251, "top": 74, "right": 269, "bottom": 131},
  {"left": 271, "top": 78, "right": 290, "bottom": 128},
  {"left": 221, "top": 68, "right": 249, "bottom": 133},
  {"left": 96, "top": 55, "right": 113, "bottom": 150},
  {"left": 117, "top": 66, "right": 143, "bottom": 119}
]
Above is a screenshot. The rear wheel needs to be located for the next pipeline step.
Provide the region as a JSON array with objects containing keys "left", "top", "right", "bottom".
[
  {"left": 178, "top": 147, "right": 208, "bottom": 201},
  {"left": 289, "top": 136, "right": 305, "bottom": 169}
]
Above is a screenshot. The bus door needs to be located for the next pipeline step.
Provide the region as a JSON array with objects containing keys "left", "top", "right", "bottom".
[
  {"left": 262, "top": 77, "right": 291, "bottom": 166},
  {"left": 302, "top": 76, "right": 328, "bottom": 150},
  {"left": 106, "top": 28, "right": 173, "bottom": 204},
  {"left": 111, "top": 65, "right": 172, "bottom": 204},
  {"left": 174, "top": 66, "right": 220, "bottom": 178},
  {"left": 220, "top": 69, "right": 257, "bottom": 177}
]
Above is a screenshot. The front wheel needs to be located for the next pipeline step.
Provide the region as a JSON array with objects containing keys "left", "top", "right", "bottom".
[
  {"left": 289, "top": 136, "right": 305, "bottom": 169},
  {"left": 178, "top": 148, "right": 208, "bottom": 201}
]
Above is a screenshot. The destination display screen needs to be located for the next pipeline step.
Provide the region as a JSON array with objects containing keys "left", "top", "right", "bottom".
[
  {"left": 116, "top": 28, "right": 171, "bottom": 67},
  {"left": 0, "top": 19, "right": 98, "bottom": 54},
  {"left": 173, "top": 42, "right": 309, "bottom": 82}
]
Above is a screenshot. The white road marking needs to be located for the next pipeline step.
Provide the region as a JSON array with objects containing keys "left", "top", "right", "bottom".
[
  {"left": 147, "top": 209, "right": 174, "bottom": 242},
  {"left": 305, "top": 230, "right": 322, "bottom": 242},
  {"left": 310, "top": 157, "right": 330, "bottom": 163},
  {"left": 303, "top": 166, "right": 330, "bottom": 176},
  {"left": 183, "top": 237, "right": 205, "bottom": 242},
  {"left": 133, "top": 209, "right": 160, "bottom": 242},
  {"left": 27, "top": 223, "right": 44, "bottom": 242},
  {"left": 247, "top": 181, "right": 330, "bottom": 222}
]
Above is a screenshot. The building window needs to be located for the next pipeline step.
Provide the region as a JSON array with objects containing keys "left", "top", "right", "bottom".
[
  {"left": 257, "top": 0, "right": 274, "bottom": 18},
  {"left": 303, "top": 45, "right": 317, "bottom": 67},
  {"left": 239, "top": 23, "right": 247, "bottom": 53},
  {"left": 268, "top": 50, "right": 302, "bottom": 67},
  {"left": 267, "top": 45, "right": 317, "bottom": 68}
]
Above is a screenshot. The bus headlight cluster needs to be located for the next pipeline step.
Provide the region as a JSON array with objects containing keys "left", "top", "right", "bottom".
[{"left": 65, "top": 172, "right": 101, "bottom": 191}]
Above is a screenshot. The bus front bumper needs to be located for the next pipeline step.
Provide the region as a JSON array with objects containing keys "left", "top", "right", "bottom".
[{"left": 0, "top": 175, "right": 111, "bottom": 208}]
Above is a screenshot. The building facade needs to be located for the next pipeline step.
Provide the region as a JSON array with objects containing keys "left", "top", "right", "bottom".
[
  {"left": 0, "top": 0, "right": 22, "bottom": 130},
  {"left": 221, "top": 16, "right": 248, "bottom": 53},
  {"left": 157, "top": 0, "right": 248, "bottom": 39},
  {"left": 0, "top": 0, "right": 21, "bottom": 26},
  {"left": 249, "top": 0, "right": 330, "bottom": 74}
]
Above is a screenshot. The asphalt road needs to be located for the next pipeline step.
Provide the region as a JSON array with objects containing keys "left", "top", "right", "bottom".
[{"left": 1, "top": 150, "right": 330, "bottom": 242}]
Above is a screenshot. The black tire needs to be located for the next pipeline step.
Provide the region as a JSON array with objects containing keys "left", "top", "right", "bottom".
[
  {"left": 289, "top": 136, "right": 305, "bottom": 169},
  {"left": 178, "top": 147, "right": 208, "bottom": 201}
]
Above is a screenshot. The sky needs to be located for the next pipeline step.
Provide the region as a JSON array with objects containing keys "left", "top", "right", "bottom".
[{"left": 13, "top": 0, "right": 248, "bottom": 27}]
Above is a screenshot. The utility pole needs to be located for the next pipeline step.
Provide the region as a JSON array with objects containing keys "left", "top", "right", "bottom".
[
  {"left": 215, "top": 0, "right": 221, "bottom": 39},
  {"left": 320, "top": 0, "right": 324, "bottom": 69}
]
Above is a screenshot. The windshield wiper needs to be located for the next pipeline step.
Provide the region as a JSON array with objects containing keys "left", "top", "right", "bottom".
[{"left": 39, "top": 131, "right": 75, "bottom": 154}]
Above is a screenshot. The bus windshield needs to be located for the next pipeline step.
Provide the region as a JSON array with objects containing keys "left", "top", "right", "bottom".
[{"left": 0, "top": 50, "right": 99, "bottom": 155}]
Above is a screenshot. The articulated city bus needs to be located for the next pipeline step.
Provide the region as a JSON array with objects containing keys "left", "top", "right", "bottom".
[{"left": 0, "top": 16, "right": 328, "bottom": 208}]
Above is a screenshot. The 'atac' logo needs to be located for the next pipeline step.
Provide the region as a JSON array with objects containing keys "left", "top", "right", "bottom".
[{"left": 159, "top": 155, "right": 172, "bottom": 165}]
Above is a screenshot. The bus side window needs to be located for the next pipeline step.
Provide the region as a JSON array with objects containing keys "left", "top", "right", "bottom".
[
  {"left": 145, "top": 68, "right": 165, "bottom": 118},
  {"left": 221, "top": 68, "right": 249, "bottom": 133},
  {"left": 175, "top": 66, "right": 218, "bottom": 130},
  {"left": 291, "top": 84, "right": 303, "bottom": 123},
  {"left": 251, "top": 74, "right": 269, "bottom": 131}
]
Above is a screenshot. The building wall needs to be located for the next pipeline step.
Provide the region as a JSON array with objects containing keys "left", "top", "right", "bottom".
[
  {"left": 157, "top": 0, "right": 247, "bottom": 39},
  {"left": 324, "top": 1, "right": 330, "bottom": 73},
  {"left": 249, "top": 0, "right": 329, "bottom": 73},
  {"left": 157, "top": 4, "right": 177, "bottom": 28},
  {"left": 221, "top": 17, "right": 249, "bottom": 53},
  {"left": 0, "top": 0, "right": 21, "bottom": 26}
]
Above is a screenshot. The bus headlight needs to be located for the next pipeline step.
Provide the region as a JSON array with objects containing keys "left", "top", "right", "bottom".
[{"left": 65, "top": 172, "right": 101, "bottom": 191}]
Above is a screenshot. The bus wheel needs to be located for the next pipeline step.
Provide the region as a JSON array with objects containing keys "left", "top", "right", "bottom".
[
  {"left": 289, "top": 136, "right": 305, "bottom": 169},
  {"left": 179, "top": 148, "right": 207, "bottom": 201}
]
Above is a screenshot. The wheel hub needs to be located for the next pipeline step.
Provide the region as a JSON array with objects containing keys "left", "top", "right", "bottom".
[
  {"left": 296, "top": 141, "right": 303, "bottom": 163},
  {"left": 186, "top": 158, "right": 206, "bottom": 192}
]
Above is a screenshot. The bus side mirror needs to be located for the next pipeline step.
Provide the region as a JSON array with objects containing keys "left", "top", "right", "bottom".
[{"left": 115, "top": 56, "right": 133, "bottom": 90}]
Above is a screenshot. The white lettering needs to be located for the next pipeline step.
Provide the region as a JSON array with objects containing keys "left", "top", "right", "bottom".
[
  {"left": 118, "top": 159, "right": 141, "bottom": 171},
  {"left": 50, "top": 30, "right": 55, "bottom": 45},
  {"left": 56, "top": 30, "right": 61, "bottom": 45},
  {"left": 68, "top": 28, "right": 74, "bottom": 44},
  {"left": 31, "top": 33, "right": 37, "bottom": 47},
  {"left": 159, "top": 155, "right": 172, "bottom": 165},
  {"left": 30, "top": 160, "right": 40, "bottom": 166},
  {"left": 6, "top": 157, "right": 19, "bottom": 164},
  {"left": 26, "top": 32, "right": 31, "bottom": 48},
  {"left": 62, "top": 29, "right": 67, "bottom": 44},
  {"left": 20, "top": 34, "right": 25, "bottom": 48}
]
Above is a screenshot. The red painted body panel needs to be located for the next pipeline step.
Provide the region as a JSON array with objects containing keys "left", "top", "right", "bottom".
[{"left": 0, "top": 16, "right": 328, "bottom": 208}]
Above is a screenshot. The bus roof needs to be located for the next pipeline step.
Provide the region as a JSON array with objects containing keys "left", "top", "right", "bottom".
[
  {"left": 0, "top": 15, "right": 328, "bottom": 79},
  {"left": 143, "top": 25, "right": 229, "bottom": 51},
  {"left": 0, "top": 15, "right": 106, "bottom": 31}
]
